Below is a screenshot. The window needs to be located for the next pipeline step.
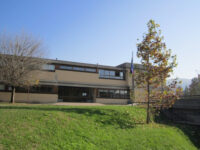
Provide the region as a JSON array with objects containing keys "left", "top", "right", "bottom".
[
  {"left": 110, "top": 71, "right": 115, "bottom": 76},
  {"left": 99, "top": 89, "right": 109, "bottom": 97},
  {"left": 29, "top": 86, "right": 54, "bottom": 94},
  {"left": 0, "top": 84, "right": 5, "bottom": 91},
  {"left": 60, "top": 65, "right": 72, "bottom": 70},
  {"left": 14, "top": 85, "right": 55, "bottom": 94},
  {"left": 97, "top": 89, "right": 129, "bottom": 99},
  {"left": 42, "top": 64, "right": 55, "bottom": 71},
  {"left": 82, "top": 92, "right": 87, "bottom": 97},
  {"left": 115, "top": 71, "right": 120, "bottom": 77},
  {"left": 99, "top": 69, "right": 125, "bottom": 80},
  {"left": 85, "top": 68, "right": 96, "bottom": 72},
  {"left": 73, "top": 67, "right": 84, "bottom": 71},
  {"left": 99, "top": 69, "right": 104, "bottom": 76},
  {"left": 58, "top": 65, "right": 96, "bottom": 73}
]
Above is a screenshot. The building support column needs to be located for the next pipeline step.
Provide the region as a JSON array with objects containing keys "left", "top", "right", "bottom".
[{"left": 92, "top": 88, "right": 97, "bottom": 103}]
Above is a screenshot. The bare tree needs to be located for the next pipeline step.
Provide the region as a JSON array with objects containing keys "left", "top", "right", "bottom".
[{"left": 0, "top": 33, "right": 46, "bottom": 103}]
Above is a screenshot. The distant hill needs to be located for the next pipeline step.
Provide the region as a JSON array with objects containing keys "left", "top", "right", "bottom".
[{"left": 167, "top": 78, "right": 192, "bottom": 90}]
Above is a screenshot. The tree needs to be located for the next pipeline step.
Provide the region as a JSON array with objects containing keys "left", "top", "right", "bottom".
[
  {"left": 189, "top": 77, "right": 200, "bottom": 95},
  {"left": 136, "top": 20, "right": 178, "bottom": 124},
  {"left": 184, "top": 86, "right": 190, "bottom": 96},
  {"left": 0, "top": 33, "right": 46, "bottom": 103}
]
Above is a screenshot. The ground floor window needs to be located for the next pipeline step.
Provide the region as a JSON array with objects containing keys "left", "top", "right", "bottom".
[
  {"left": 58, "top": 86, "right": 92, "bottom": 102},
  {"left": 0, "top": 84, "right": 5, "bottom": 91},
  {"left": 16, "top": 85, "right": 56, "bottom": 94},
  {"left": 0, "top": 85, "right": 56, "bottom": 94},
  {"left": 97, "top": 89, "right": 129, "bottom": 99}
]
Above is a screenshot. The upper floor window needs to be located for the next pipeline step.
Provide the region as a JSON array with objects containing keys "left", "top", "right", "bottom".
[
  {"left": 85, "top": 68, "right": 96, "bottom": 72},
  {"left": 73, "top": 67, "right": 85, "bottom": 71},
  {"left": 59, "top": 65, "right": 96, "bottom": 73},
  {"left": 99, "top": 69, "right": 125, "bottom": 80},
  {"left": 42, "top": 64, "right": 55, "bottom": 71},
  {"left": 60, "top": 65, "right": 72, "bottom": 70}
]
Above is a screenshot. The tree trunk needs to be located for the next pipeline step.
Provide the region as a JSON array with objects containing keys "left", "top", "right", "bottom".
[
  {"left": 160, "top": 77, "right": 164, "bottom": 110},
  {"left": 146, "top": 81, "right": 150, "bottom": 124},
  {"left": 10, "top": 86, "right": 15, "bottom": 103}
]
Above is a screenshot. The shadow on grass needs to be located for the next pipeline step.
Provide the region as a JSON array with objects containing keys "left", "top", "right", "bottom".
[
  {"left": 154, "top": 113, "right": 200, "bottom": 149},
  {"left": 0, "top": 105, "right": 141, "bottom": 129}
]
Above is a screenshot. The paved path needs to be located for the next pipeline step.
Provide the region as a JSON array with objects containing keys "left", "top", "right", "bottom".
[{"left": 53, "top": 102, "right": 105, "bottom": 106}]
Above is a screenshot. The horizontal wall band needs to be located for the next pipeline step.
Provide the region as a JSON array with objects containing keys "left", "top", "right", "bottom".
[{"left": 39, "top": 80, "right": 129, "bottom": 89}]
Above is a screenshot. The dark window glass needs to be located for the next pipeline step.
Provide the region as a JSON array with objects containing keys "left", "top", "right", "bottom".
[
  {"left": 42, "top": 64, "right": 55, "bottom": 71},
  {"left": 109, "top": 90, "right": 115, "bottom": 98},
  {"left": 60, "top": 65, "right": 73, "bottom": 70},
  {"left": 99, "top": 69, "right": 104, "bottom": 76},
  {"left": 98, "top": 89, "right": 129, "bottom": 99},
  {"left": 0, "top": 84, "right": 5, "bottom": 91},
  {"left": 85, "top": 68, "right": 96, "bottom": 72},
  {"left": 73, "top": 67, "right": 84, "bottom": 71},
  {"left": 15, "top": 86, "right": 54, "bottom": 94},
  {"left": 99, "top": 69, "right": 124, "bottom": 80},
  {"left": 105, "top": 70, "right": 110, "bottom": 76},
  {"left": 110, "top": 71, "right": 115, "bottom": 76},
  {"left": 115, "top": 71, "right": 120, "bottom": 77}
]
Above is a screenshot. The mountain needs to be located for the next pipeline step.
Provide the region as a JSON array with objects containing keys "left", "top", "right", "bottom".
[{"left": 167, "top": 78, "right": 192, "bottom": 90}]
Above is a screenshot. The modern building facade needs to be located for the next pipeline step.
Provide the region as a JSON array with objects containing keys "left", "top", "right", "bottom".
[{"left": 0, "top": 59, "right": 145, "bottom": 104}]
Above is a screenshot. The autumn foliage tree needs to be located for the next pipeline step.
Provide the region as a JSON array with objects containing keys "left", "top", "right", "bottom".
[
  {"left": 136, "top": 20, "right": 181, "bottom": 124},
  {"left": 0, "top": 33, "right": 46, "bottom": 103}
]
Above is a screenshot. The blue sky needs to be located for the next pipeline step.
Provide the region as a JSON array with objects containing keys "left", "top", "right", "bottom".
[{"left": 0, "top": 0, "right": 200, "bottom": 79}]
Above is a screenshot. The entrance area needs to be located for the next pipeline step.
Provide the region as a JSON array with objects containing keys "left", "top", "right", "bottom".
[{"left": 58, "top": 86, "right": 94, "bottom": 102}]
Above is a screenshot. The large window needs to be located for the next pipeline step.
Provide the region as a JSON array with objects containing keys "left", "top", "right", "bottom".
[
  {"left": 59, "top": 65, "right": 96, "bottom": 73},
  {"left": 99, "top": 69, "right": 125, "bottom": 80},
  {"left": 0, "top": 84, "right": 5, "bottom": 91},
  {"left": 15, "top": 85, "right": 55, "bottom": 94},
  {"left": 42, "top": 64, "right": 55, "bottom": 71},
  {"left": 97, "top": 89, "right": 129, "bottom": 99},
  {"left": 60, "top": 65, "right": 72, "bottom": 70}
]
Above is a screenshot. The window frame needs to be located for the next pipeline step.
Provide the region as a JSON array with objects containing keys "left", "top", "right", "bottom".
[
  {"left": 58, "top": 65, "right": 97, "bottom": 73},
  {"left": 42, "top": 64, "right": 55, "bottom": 72},
  {"left": 98, "top": 69, "right": 125, "bottom": 80},
  {"left": 97, "top": 88, "right": 130, "bottom": 99}
]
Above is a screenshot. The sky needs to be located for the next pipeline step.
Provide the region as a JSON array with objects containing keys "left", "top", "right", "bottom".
[{"left": 0, "top": 0, "right": 200, "bottom": 79}]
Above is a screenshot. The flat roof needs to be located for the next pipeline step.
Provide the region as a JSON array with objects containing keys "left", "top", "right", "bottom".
[{"left": 46, "top": 58, "right": 143, "bottom": 70}]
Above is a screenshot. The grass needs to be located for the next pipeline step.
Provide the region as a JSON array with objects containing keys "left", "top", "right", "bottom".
[{"left": 0, "top": 104, "right": 198, "bottom": 150}]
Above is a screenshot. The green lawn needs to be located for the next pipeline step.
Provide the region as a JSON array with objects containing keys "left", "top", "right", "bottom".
[{"left": 0, "top": 104, "right": 198, "bottom": 150}]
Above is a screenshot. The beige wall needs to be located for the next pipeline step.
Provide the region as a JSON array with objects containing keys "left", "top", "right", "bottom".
[
  {"left": 126, "top": 69, "right": 147, "bottom": 102},
  {"left": 56, "top": 70, "right": 127, "bottom": 86},
  {"left": 0, "top": 92, "right": 58, "bottom": 103},
  {"left": 36, "top": 70, "right": 57, "bottom": 81},
  {"left": 36, "top": 70, "right": 147, "bottom": 102},
  {"left": 37, "top": 70, "right": 128, "bottom": 87},
  {"left": 134, "top": 88, "right": 147, "bottom": 102},
  {"left": 96, "top": 98, "right": 129, "bottom": 104}
]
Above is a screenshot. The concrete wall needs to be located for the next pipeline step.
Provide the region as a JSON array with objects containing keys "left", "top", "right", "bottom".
[
  {"left": 96, "top": 98, "right": 129, "bottom": 104},
  {"left": 0, "top": 69, "right": 147, "bottom": 104},
  {"left": 135, "top": 88, "right": 147, "bottom": 102},
  {"left": 36, "top": 70, "right": 128, "bottom": 88},
  {"left": 0, "top": 92, "right": 58, "bottom": 103},
  {"left": 57, "top": 70, "right": 127, "bottom": 86}
]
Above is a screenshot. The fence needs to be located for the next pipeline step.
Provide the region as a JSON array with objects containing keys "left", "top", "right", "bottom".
[{"left": 163, "top": 95, "right": 200, "bottom": 125}]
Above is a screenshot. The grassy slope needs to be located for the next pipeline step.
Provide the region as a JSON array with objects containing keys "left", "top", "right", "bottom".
[{"left": 0, "top": 104, "right": 197, "bottom": 150}]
